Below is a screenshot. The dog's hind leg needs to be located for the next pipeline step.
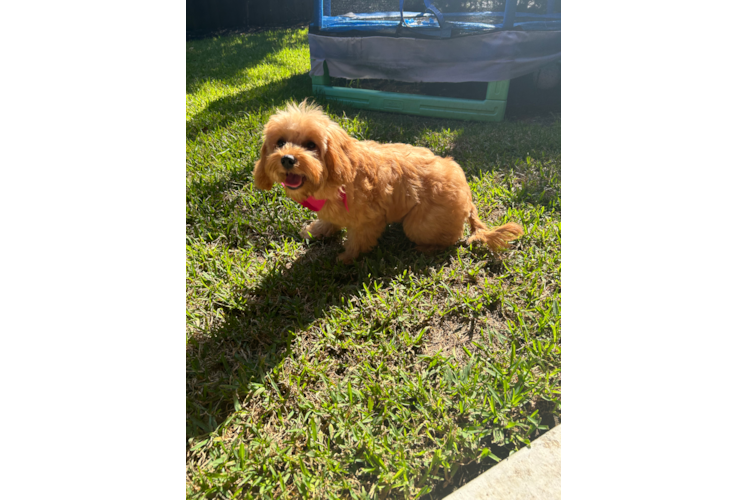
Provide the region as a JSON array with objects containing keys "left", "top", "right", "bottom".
[
  {"left": 402, "top": 203, "right": 466, "bottom": 253},
  {"left": 337, "top": 218, "right": 386, "bottom": 264},
  {"left": 300, "top": 219, "right": 341, "bottom": 240}
]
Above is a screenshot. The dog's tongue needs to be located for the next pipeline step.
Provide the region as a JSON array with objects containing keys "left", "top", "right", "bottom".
[{"left": 284, "top": 173, "right": 303, "bottom": 188}]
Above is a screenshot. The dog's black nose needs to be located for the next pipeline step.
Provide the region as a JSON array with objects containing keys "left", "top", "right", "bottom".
[{"left": 281, "top": 155, "right": 296, "bottom": 169}]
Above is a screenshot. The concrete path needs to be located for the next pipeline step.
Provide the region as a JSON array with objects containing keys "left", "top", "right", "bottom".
[{"left": 443, "top": 425, "right": 561, "bottom": 500}]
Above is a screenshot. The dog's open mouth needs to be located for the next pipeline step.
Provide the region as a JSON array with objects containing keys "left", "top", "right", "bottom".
[{"left": 283, "top": 173, "right": 305, "bottom": 190}]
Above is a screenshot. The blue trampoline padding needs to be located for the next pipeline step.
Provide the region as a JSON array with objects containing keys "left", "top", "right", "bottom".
[
  {"left": 322, "top": 11, "right": 561, "bottom": 21},
  {"left": 309, "top": 30, "right": 560, "bottom": 83},
  {"left": 317, "top": 18, "right": 561, "bottom": 32},
  {"left": 312, "top": 0, "right": 560, "bottom": 33}
]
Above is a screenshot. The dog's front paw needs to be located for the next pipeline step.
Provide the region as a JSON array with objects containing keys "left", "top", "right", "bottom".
[
  {"left": 300, "top": 223, "right": 315, "bottom": 240},
  {"left": 301, "top": 220, "right": 341, "bottom": 240}
]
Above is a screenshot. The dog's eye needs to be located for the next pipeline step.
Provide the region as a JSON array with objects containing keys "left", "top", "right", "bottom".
[
  {"left": 276, "top": 139, "right": 286, "bottom": 148},
  {"left": 305, "top": 141, "right": 316, "bottom": 150}
]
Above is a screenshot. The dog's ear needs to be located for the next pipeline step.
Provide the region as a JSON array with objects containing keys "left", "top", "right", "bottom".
[
  {"left": 324, "top": 125, "right": 355, "bottom": 185},
  {"left": 253, "top": 141, "right": 273, "bottom": 191}
]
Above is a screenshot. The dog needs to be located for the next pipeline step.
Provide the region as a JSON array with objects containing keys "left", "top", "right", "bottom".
[{"left": 253, "top": 101, "right": 523, "bottom": 264}]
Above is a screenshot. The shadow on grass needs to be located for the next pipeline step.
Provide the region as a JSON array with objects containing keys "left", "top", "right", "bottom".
[
  {"left": 505, "top": 71, "right": 561, "bottom": 124},
  {"left": 187, "top": 73, "right": 312, "bottom": 140},
  {"left": 186, "top": 223, "right": 554, "bottom": 498},
  {"left": 423, "top": 412, "right": 560, "bottom": 500},
  {"left": 186, "top": 224, "right": 470, "bottom": 440},
  {"left": 186, "top": 29, "right": 309, "bottom": 95}
]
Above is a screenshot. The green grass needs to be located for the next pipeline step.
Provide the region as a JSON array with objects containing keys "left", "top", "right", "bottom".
[{"left": 187, "top": 28, "right": 560, "bottom": 499}]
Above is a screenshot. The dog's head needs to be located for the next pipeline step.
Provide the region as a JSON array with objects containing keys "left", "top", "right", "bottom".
[{"left": 253, "top": 100, "right": 355, "bottom": 202}]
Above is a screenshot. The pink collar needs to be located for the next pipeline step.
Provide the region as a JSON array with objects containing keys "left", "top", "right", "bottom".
[{"left": 282, "top": 185, "right": 349, "bottom": 213}]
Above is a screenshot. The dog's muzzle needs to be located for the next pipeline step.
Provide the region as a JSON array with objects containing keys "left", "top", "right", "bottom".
[{"left": 281, "top": 155, "right": 297, "bottom": 170}]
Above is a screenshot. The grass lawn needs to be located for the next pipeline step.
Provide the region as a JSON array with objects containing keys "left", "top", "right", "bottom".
[{"left": 187, "top": 27, "right": 561, "bottom": 499}]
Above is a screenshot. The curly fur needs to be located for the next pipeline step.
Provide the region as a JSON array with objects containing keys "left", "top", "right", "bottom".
[{"left": 253, "top": 101, "right": 523, "bottom": 263}]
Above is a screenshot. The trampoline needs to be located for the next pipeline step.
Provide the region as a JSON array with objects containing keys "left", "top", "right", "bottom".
[{"left": 309, "top": 0, "right": 561, "bottom": 121}]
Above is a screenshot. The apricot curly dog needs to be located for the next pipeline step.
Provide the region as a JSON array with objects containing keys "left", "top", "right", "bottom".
[{"left": 253, "top": 101, "right": 523, "bottom": 263}]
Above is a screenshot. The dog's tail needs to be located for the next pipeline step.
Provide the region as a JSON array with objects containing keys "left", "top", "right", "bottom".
[{"left": 466, "top": 202, "right": 524, "bottom": 252}]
